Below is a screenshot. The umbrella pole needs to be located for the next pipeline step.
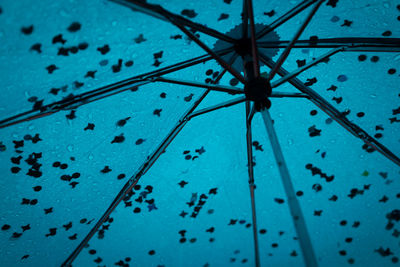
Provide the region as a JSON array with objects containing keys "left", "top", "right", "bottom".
[
  {"left": 260, "top": 109, "right": 318, "bottom": 267},
  {"left": 244, "top": 1, "right": 261, "bottom": 264},
  {"left": 245, "top": 101, "right": 261, "bottom": 267}
]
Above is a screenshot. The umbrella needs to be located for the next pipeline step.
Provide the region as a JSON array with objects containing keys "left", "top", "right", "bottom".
[{"left": 0, "top": 0, "right": 399, "bottom": 266}]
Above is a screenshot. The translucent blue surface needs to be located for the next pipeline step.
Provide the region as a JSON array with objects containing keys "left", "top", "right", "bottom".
[{"left": 0, "top": 0, "right": 399, "bottom": 266}]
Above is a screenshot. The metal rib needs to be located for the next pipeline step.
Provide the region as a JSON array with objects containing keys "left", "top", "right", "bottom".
[
  {"left": 61, "top": 67, "right": 230, "bottom": 267},
  {"left": 272, "top": 47, "right": 345, "bottom": 88},
  {"left": 242, "top": 0, "right": 249, "bottom": 38},
  {"left": 188, "top": 96, "right": 246, "bottom": 119},
  {"left": 256, "top": 0, "right": 318, "bottom": 39},
  {"left": 0, "top": 48, "right": 233, "bottom": 129},
  {"left": 247, "top": 0, "right": 260, "bottom": 77},
  {"left": 268, "top": 0, "right": 324, "bottom": 80},
  {"left": 173, "top": 22, "right": 247, "bottom": 84},
  {"left": 257, "top": 38, "right": 400, "bottom": 51},
  {"left": 110, "top": 0, "right": 236, "bottom": 43},
  {"left": 260, "top": 52, "right": 400, "bottom": 167},
  {"left": 155, "top": 77, "right": 244, "bottom": 95}
]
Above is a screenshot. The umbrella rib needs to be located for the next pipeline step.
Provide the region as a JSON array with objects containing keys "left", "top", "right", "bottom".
[
  {"left": 0, "top": 81, "right": 151, "bottom": 129},
  {"left": 257, "top": 37, "right": 400, "bottom": 51},
  {"left": 272, "top": 47, "right": 345, "bottom": 88},
  {"left": 256, "top": 0, "right": 318, "bottom": 39},
  {"left": 62, "top": 111, "right": 191, "bottom": 267},
  {"left": 172, "top": 22, "right": 247, "bottom": 84},
  {"left": 155, "top": 77, "right": 244, "bottom": 95},
  {"left": 109, "top": 0, "right": 236, "bottom": 43},
  {"left": 245, "top": 100, "right": 261, "bottom": 267},
  {"left": 268, "top": 0, "right": 324, "bottom": 81},
  {"left": 247, "top": 0, "right": 260, "bottom": 77},
  {"left": 0, "top": 110, "right": 59, "bottom": 129},
  {"left": 259, "top": 52, "right": 400, "bottom": 167},
  {"left": 270, "top": 92, "right": 310, "bottom": 99},
  {"left": 260, "top": 109, "right": 318, "bottom": 267},
  {"left": 242, "top": 0, "right": 249, "bottom": 39},
  {"left": 343, "top": 46, "right": 400, "bottom": 52},
  {"left": 272, "top": 40, "right": 400, "bottom": 88},
  {"left": 114, "top": 0, "right": 246, "bottom": 83},
  {"left": 187, "top": 96, "right": 246, "bottom": 119},
  {"left": 70, "top": 47, "right": 232, "bottom": 101},
  {"left": 0, "top": 48, "right": 233, "bottom": 129},
  {"left": 0, "top": 80, "right": 154, "bottom": 129},
  {"left": 61, "top": 53, "right": 239, "bottom": 266}
]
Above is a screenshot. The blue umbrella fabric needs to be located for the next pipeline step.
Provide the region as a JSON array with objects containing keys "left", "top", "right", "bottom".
[{"left": 0, "top": 0, "right": 399, "bottom": 266}]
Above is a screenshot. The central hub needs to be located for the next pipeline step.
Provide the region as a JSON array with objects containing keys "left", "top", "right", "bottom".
[
  {"left": 213, "top": 23, "right": 280, "bottom": 111},
  {"left": 233, "top": 37, "right": 273, "bottom": 111},
  {"left": 234, "top": 37, "right": 252, "bottom": 57},
  {"left": 244, "top": 76, "right": 272, "bottom": 111},
  {"left": 213, "top": 23, "right": 280, "bottom": 73},
  {"left": 242, "top": 58, "right": 272, "bottom": 110}
]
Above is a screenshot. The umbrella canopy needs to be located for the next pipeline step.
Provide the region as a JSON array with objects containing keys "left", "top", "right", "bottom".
[{"left": 0, "top": 0, "right": 400, "bottom": 266}]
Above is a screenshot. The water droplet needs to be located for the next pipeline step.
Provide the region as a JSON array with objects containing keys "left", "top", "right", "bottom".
[
  {"left": 59, "top": 8, "right": 70, "bottom": 17},
  {"left": 88, "top": 154, "right": 94, "bottom": 160},
  {"left": 369, "top": 94, "right": 377, "bottom": 98},
  {"left": 67, "top": 144, "right": 74, "bottom": 152},
  {"left": 267, "top": 164, "right": 274, "bottom": 169},
  {"left": 337, "top": 75, "right": 348, "bottom": 82},
  {"left": 383, "top": 1, "right": 390, "bottom": 8},
  {"left": 331, "top": 16, "right": 340, "bottom": 22},
  {"left": 99, "top": 59, "right": 108, "bottom": 66},
  {"left": 301, "top": 49, "right": 310, "bottom": 54}
]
